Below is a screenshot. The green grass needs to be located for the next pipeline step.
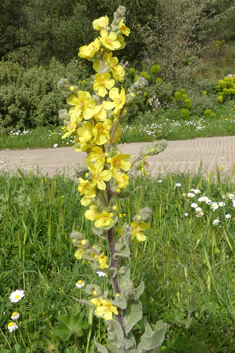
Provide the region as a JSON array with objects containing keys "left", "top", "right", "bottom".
[{"left": 1, "top": 168, "right": 235, "bottom": 352}]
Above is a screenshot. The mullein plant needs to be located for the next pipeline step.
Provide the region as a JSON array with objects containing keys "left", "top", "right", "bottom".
[{"left": 60, "top": 6, "right": 167, "bottom": 353}]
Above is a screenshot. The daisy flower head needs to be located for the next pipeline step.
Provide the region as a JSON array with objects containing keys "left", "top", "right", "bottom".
[
  {"left": 228, "top": 193, "right": 234, "bottom": 200},
  {"left": 175, "top": 183, "right": 181, "bottom": 187},
  {"left": 196, "top": 211, "right": 204, "bottom": 218},
  {"left": 191, "top": 203, "right": 198, "bottom": 209},
  {"left": 206, "top": 199, "right": 212, "bottom": 205},
  {"left": 187, "top": 193, "right": 195, "bottom": 198},
  {"left": 194, "top": 189, "right": 201, "bottom": 194},
  {"left": 182, "top": 193, "right": 186, "bottom": 197},
  {"left": 226, "top": 214, "right": 231, "bottom": 219},
  {"left": 219, "top": 202, "right": 225, "bottom": 207},
  {"left": 76, "top": 280, "right": 85, "bottom": 288},
  {"left": 184, "top": 213, "right": 188, "bottom": 217},
  {"left": 11, "top": 312, "right": 20, "bottom": 320},
  {"left": 8, "top": 322, "right": 18, "bottom": 333},
  {"left": 195, "top": 207, "right": 202, "bottom": 213},
  {"left": 213, "top": 219, "right": 219, "bottom": 226},
  {"left": 9, "top": 290, "right": 25, "bottom": 303},
  {"left": 222, "top": 194, "right": 226, "bottom": 199},
  {"left": 198, "top": 197, "right": 204, "bottom": 202},
  {"left": 96, "top": 271, "right": 107, "bottom": 277},
  {"left": 211, "top": 202, "right": 219, "bottom": 211}
]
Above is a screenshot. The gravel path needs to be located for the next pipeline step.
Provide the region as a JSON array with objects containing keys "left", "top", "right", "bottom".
[{"left": 1, "top": 135, "right": 235, "bottom": 179}]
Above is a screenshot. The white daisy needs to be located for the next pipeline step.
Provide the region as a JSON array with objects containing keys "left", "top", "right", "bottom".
[
  {"left": 8, "top": 322, "right": 18, "bottom": 333},
  {"left": 196, "top": 211, "right": 204, "bottom": 217},
  {"left": 226, "top": 214, "right": 231, "bottom": 219},
  {"left": 202, "top": 196, "right": 210, "bottom": 202},
  {"left": 194, "top": 189, "right": 201, "bottom": 194},
  {"left": 198, "top": 197, "right": 204, "bottom": 202},
  {"left": 175, "top": 183, "right": 181, "bottom": 187},
  {"left": 187, "top": 193, "right": 195, "bottom": 198},
  {"left": 219, "top": 202, "right": 225, "bottom": 207},
  {"left": 222, "top": 194, "right": 226, "bottom": 199},
  {"left": 228, "top": 193, "right": 234, "bottom": 200},
  {"left": 213, "top": 219, "right": 219, "bottom": 225},
  {"left": 211, "top": 202, "right": 219, "bottom": 211},
  {"left": 191, "top": 203, "right": 198, "bottom": 208},
  {"left": 184, "top": 213, "right": 188, "bottom": 216},
  {"left": 195, "top": 207, "right": 202, "bottom": 213},
  {"left": 96, "top": 271, "right": 107, "bottom": 277},
  {"left": 9, "top": 290, "right": 25, "bottom": 303},
  {"left": 76, "top": 280, "right": 85, "bottom": 288},
  {"left": 11, "top": 312, "right": 20, "bottom": 320},
  {"left": 182, "top": 193, "right": 186, "bottom": 197},
  {"left": 206, "top": 199, "right": 212, "bottom": 205}
]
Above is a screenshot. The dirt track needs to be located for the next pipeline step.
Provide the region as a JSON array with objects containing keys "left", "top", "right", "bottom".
[{"left": 1, "top": 135, "right": 235, "bottom": 179}]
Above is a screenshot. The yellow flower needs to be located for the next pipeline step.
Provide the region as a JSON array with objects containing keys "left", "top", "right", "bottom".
[
  {"left": 103, "top": 87, "right": 126, "bottom": 114},
  {"left": 93, "top": 298, "right": 118, "bottom": 320},
  {"left": 114, "top": 172, "right": 129, "bottom": 189},
  {"left": 92, "top": 16, "right": 109, "bottom": 30},
  {"left": 94, "top": 211, "right": 114, "bottom": 228},
  {"left": 77, "top": 121, "right": 94, "bottom": 148},
  {"left": 119, "top": 20, "right": 130, "bottom": 36},
  {"left": 141, "top": 156, "right": 150, "bottom": 177},
  {"left": 85, "top": 147, "right": 105, "bottom": 168},
  {"left": 97, "top": 253, "right": 109, "bottom": 269},
  {"left": 92, "top": 119, "right": 112, "bottom": 145},
  {"left": 88, "top": 164, "right": 112, "bottom": 190},
  {"left": 131, "top": 221, "right": 150, "bottom": 242},
  {"left": 78, "top": 178, "right": 96, "bottom": 206},
  {"left": 100, "top": 30, "right": 121, "bottom": 51},
  {"left": 62, "top": 116, "right": 77, "bottom": 139},
  {"left": 117, "top": 35, "right": 126, "bottom": 49},
  {"left": 93, "top": 53, "right": 125, "bottom": 82},
  {"left": 110, "top": 153, "right": 131, "bottom": 174},
  {"left": 78, "top": 38, "right": 100, "bottom": 60},
  {"left": 113, "top": 126, "right": 122, "bottom": 143},
  {"left": 67, "top": 91, "right": 95, "bottom": 121},
  {"left": 74, "top": 246, "right": 85, "bottom": 260},
  {"left": 93, "top": 73, "right": 115, "bottom": 97},
  {"left": 93, "top": 104, "right": 107, "bottom": 121}
]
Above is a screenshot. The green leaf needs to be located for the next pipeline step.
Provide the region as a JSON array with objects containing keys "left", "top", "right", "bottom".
[
  {"left": 94, "top": 338, "right": 110, "bottom": 353},
  {"left": 135, "top": 319, "right": 166, "bottom": 353},
  {"left": 55, "top": 311, "right": 89, "bottom": 341},
  {"left": 107, "top": 319, "right": 135, "bottom": 350},
  {"left": 123, "top": 300, "right": 142, "bottom": 334}
]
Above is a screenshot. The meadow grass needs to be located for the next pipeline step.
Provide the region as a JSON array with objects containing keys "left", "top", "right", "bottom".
[{"left": 1, "top": 168, "right": 235, "bottom": 352}]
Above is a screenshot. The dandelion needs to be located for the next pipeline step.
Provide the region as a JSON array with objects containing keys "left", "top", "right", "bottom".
[
  {"left": 213, "top": 219, "right": 219, "bottom": 225},
  {"left": 11, "top": 312, "right": 20, "bottom": 320},
  {"left": 187, "top": 193, "right": 195, "bottom": 198},
  {"left": 175, "top": 183, "right": 181, "bottom": 187},
  {"left": 96, "top": 271, "right": 107, "bottom": 277},
  {"left": 226, "top": 214, "right": 231, "bottom": 219},
  {"left": 9, "top": 290, "right": 25, "bottom": 303},
  {"left": 191, "top": 203, "right": 198, "bottom": 208},
  {"left": 8, "top": 322, "right": 18, "bottom": 333},
  {"left": 76, "top": 280, "right": 85, "bottom": 288}
]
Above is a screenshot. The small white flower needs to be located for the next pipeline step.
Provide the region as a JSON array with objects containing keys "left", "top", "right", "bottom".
[
  {"left": 226, "top": 214, "right": 231, "bottom": 219},
  {"left": 191, "top": 203, "right": 198, "bottom": 208},
  {"left": 222, "top": 194, "right": 226, "bottom": 199},
  {"left": 11, "top": 312, "right": 20, "bottom": 320},
  {"left": 182, "top": 193, "right": 186, "bottom": 197},
  {"left": 8, "top": 322, "right": 18, "bottom": 333},
  {"left": 206, "top": 199, "right": 212, "bottom": 205},
  {"left": 53, "top": 144, "right": 58, "bottom": 148},
  {"left": 187, "top": 193, "right": 195, "bottom": 198},
  {"left": 195, "top": 207, "right": 202, "bottom": 213},
  {"left": 211, "top": 202, "right": 219, "bottom": 211},
  {"left": 194, "top": 189, "right": 201, "bottom": 194},
  {"left": 9, "top": 290, "right": 25, "bottom": 303},
  {"left": 76, "top": 280, "right": 85, "bottom": 288},
  {"left": 96, "top": 271, "right": 107, "bottom": 277},
  {"left": 219, "top": 202, "right": 225, "bottom": 207},
  {"left": 232, "top": 201, "right": 235, "bottom": 208},
  {"left": 196, "top": 211, "right": 204, "bottom": 217},
  {"left": 158, "top": 180, "right": 162, "bottom": 183},
  {"left": 175, "top": 183, "right": 181, "bottom": 187},
  {"left": 184, "top": 213, "right": 188, "bottom": 217},
  {"left": 228, "top": 193, "right": 234, "bottom": 200},
  {"left": 213, "top": 219, "right": 219, "bottom": 226},
  {"left": 198, "top": 197, "right": 204, "bottom": 202}
]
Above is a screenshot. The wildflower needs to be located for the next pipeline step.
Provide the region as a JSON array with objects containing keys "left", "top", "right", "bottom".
[
  {"left": 158, "top": 180, "right": 162, "bottom": 183},
  {"left": 191, "top": 203, "right": 198, "bottom": 208},
  {"left": 213, "top": 219, "right": 219, "bottom": 225},
  {"left": 100, "top": 30, "right": 121, "bottom": 51},
  {"left": 9, "top": 290, "right": 25, "bottom": 303},
  {"left": 184, "top": 213, "right": 188, "bottom": 216},
  {"left": 194, "top": 189, "right": 201, "bottom": 194},
  {"left": 119, "top": 20, "right": 130, "bottom": 36},
  {"left": 228, "top": 193, "right": 234, "bottom": 200},
  {"left": 195, "top": 207, "right": 202, "bottom": 213},
  {"left": 67, "top": 91, "right": 95, "bottom": 121},
  {"left": 131, "top": 221, "right": 150, "bottom": 242},
  {"left": 8, "top": 322, "right": 18, "bottom": 333},
  {"left": 226, "top": 214, "right": 231, "bottom": 219},
  {"left": 76, "top": 280, "right": 85, "bottom": 289},
  {"left": 211, "top": 202, "right": 219, "bottom": 211},
  {"left": 97, "top": 253, "right": 109, "bottom": 269},
  {"left": 206, "top": 199, "right": 212, "bottom": 205},
  {"left": 182, "top": 193, "right": 186, "bottom": 197},
  {"left": 219, "top": 202, "right": 225, "bottom": 207},
  {"left": 96, "top": 271, "right": 107, "bottom": 277},
  {"left": 91, "top": 298, "right": 118, "bottom": 320},
  {"left": 93, "top": 73, "right": 115, "bottom": 97},
  {"left": 187, "top": 193, "right": 195, "bottom": 198},
  {"left": 175, "top": 183, "right": 181, "bottom": 187},
  {"left": 196, "top": 211, "right": 204, "bottom": 217},
  {"left": 11, "top": 312, "right": 20, "bottom": 320},
  {"left": 103, "top": 87, "right": 126, "bottom": 114},
  {"left": 93, "top": 16, "right": 109, "bottom": 30}
]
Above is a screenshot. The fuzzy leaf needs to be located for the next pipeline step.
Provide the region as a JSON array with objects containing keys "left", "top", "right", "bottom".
[
  {"left": 55, "top": 311, "right": 89, "bottom": 341},
  {"left": 123, "top": 300, "right": 142, "bottom": 334},
  {"left": 112, "top": 294, "right": 127, "bottom": 309},
  {"left": 72, "top": 297, "right": 93, "bottom": 307},
  {"left": 135, "top": 319, "right": 166, "bottom": 353},
  {"left": 94, "top": 338, "right": 110, "bottom": 353},
  {"left": 107, "top": 320, "right": 135, "bottom": 350}
]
